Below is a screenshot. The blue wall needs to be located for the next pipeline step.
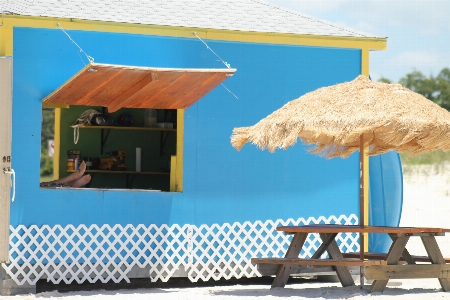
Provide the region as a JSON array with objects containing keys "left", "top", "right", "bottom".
[{"left": 11, "top": 27, "right": 362, "bottom": 227}]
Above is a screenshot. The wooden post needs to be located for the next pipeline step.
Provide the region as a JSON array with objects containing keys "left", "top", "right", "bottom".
[
  {"left": 359, "top": 134, "right": 365, "bottom": 287},
  {"left": 359, "top": 135, "right": 365, "bottom": 247}
]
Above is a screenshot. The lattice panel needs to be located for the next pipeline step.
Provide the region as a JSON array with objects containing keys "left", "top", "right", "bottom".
[
  {"left": 186, "top": 214, "right": 359, "bottom": 281},
  {"left": 1, "top": 214, "right": 358, "bottom": 285}
]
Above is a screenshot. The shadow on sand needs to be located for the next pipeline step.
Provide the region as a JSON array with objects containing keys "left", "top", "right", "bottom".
[{"left": 211, "top": 284, "right": 443, "bottom": 299}]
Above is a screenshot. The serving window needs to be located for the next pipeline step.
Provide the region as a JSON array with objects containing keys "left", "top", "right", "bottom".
[{"left": 54, "top": 106, "right": 178, "bottom": 191}]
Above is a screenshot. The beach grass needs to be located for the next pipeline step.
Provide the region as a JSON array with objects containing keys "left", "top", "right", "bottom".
[
  {"left": 401, "top": 150, "right": 450, "bottom": 165},
  {"left": 401, "top": 150, "right": 450, "bottom": 175}
]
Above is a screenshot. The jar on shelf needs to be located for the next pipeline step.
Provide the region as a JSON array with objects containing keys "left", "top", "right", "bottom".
[
  {"left": 144, "top": 109, "right": 157, "bottom": 128},
  {"left": 67, "top": 159, "right": 75, "bottom": 171}
]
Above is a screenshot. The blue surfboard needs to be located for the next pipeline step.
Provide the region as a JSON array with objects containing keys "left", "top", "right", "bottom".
[{"left": 369, "top": 151, "right": 403, "bottom": 253}]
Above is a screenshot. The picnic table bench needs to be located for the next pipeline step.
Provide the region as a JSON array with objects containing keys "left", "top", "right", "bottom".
[
  {"left": 251, "top": 225, "right": 450, "bottom": 293},
  {"left": 342, "top": 252, "right": 450, "bottom": 263}
]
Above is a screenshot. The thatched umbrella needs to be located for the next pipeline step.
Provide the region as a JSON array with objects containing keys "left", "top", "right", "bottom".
[{"left": 231, "top": 75, "right": 450, "bottom": 262}]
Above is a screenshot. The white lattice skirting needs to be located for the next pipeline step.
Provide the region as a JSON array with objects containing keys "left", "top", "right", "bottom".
[{"left": 2, "top": 214, "right": 359, "bottom": 286}]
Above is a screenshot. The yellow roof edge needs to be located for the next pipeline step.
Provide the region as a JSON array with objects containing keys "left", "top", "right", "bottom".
[{"left": 1, "top": 15, "right": 386, "bottom": 51}]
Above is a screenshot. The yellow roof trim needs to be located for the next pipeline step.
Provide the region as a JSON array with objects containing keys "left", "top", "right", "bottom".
[
  {"left": 0, "top": 24, "right": 13, "bottom": 56},
  {"left": 1, "top": 15, "right": 386, "bottom": 51}
]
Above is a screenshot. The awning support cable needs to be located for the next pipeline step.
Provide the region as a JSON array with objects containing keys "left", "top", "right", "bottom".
[
  {"left": 221, "top": 83, "right": 238, "bottom": 99},
  {"left": 57, "top": 23, "right": 94, "bottom": 64},
  {"left": 193, "top": 32, "right": 238, "bottom": 99},
  {"left": 193, "top": 31, "right": 230, "bottom": 69}
]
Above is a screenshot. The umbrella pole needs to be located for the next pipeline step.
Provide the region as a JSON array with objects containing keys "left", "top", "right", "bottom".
[{"left": 359, "top": 134, "right": 365, "bottom": 288}]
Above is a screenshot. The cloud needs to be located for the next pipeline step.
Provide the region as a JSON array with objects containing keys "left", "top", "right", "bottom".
[{"left": 395, "top": 51, "right": 440, "bottom": 68}]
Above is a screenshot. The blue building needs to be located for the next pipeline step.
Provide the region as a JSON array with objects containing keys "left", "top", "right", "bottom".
[{"left": 0, "top": 0, "right": 401, "bottom": 295}]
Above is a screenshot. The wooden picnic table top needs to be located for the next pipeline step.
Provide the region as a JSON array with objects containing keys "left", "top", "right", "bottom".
[
  {"left": 257, "top": 224, "right": 450, "bottom": 292},
  {"left": 276, "top": 225, "right": 450, "bottom": 234}
]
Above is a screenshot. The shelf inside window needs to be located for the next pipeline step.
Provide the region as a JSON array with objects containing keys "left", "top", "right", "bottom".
[
  {"left": 71, "top": 125, "right": 176, "bottom": 131},
  {"left": 67, "top": 169, "right": 169, "bottom": 175}
]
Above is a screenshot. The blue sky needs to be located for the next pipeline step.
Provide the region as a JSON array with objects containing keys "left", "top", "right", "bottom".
[{"left": 266, "top": 0, "right": 450, "bottom": 82}]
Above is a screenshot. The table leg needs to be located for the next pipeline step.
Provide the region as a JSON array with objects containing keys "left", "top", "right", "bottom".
[
  {"left": 371, "top": 234, "right": 409, "bottom": 293},
  {"left": 421, "top": 235, "right": 450, "bottom": 292},
  {"left": 311, "top": 233, "right": 337, "bottom": 259},
  {"left": 271, "top": 232, "right": 307, "bottom": 288},
  {"left": 320, "top": 233, "right": 355, "bottom": 287},
  {"left": 389, "top": 233, "right": 416, "bottom": 264},
  {"left": 400, "top": 247, "right": 416, "bottom": 264}
]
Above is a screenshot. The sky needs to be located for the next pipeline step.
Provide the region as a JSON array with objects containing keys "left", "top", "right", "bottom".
[{"left": 265, "top": 0, "right": 450, "bottom": 82}]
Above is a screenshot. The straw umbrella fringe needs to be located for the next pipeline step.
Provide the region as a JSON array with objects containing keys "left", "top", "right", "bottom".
[{"left": 231, "top": 75, "right": 450, "bottom": 158}]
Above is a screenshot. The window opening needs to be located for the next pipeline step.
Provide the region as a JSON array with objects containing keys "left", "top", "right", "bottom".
[
  {"left": 43, "top": 106, "right": 178, "bottom": 191},
  {"left": 40, "top": 108, "right": 55, "bottom": 183}
]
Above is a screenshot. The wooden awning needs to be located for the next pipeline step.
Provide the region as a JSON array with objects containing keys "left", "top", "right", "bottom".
[{"left": 43, "top": 63, "right": 236, "bottom": 112}]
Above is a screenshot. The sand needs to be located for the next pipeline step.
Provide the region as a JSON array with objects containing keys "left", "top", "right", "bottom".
[{"left": 3, "top": 166, "right": 450, "bottom": 299}]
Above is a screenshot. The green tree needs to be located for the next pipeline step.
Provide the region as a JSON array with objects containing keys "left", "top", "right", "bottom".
[
  {"left": 434, "top": 68, "right": 450, "bottom": 111},
  {"left": 399, "top": 70, "right": 437, "bottom": 101},
  {"left": 378, "top": 77, "right": 391, "bottom": 84},
  {"left": 40, "top": 109, "right": 54, "bottom": 177}
]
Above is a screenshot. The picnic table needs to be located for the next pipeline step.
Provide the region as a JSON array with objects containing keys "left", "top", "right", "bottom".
[{"left": 252, "top": 225, "right": 450, "bottom": 293}]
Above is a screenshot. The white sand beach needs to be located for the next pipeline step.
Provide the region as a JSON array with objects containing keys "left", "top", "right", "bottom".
[{"left": 3, "top": 167, "right": 450, "bottom": 299}]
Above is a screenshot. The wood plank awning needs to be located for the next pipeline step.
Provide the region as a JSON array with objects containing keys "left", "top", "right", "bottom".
[{"left": 43, "top": 63, "right": 236, "bottom": 112}]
